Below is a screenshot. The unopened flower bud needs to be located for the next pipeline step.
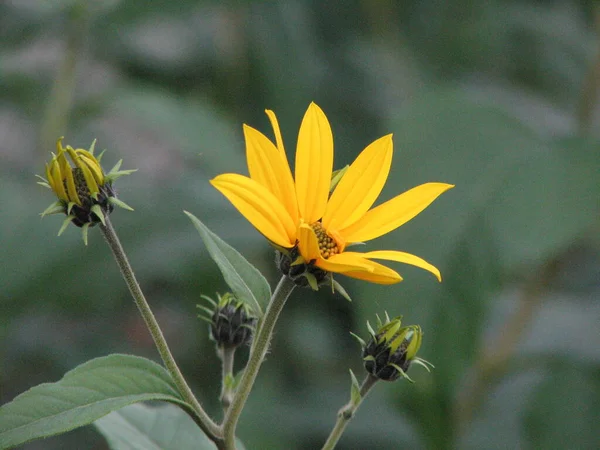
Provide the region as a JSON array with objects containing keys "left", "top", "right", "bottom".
[
  {"left": 38, "top": 137, "right": 136, "bottom": 244},
  {"left": 198, "top": 293, "right": 257, "bottom": 348},
  {"left": 353, "top": 314, "right": 432, "bottom": 382}
]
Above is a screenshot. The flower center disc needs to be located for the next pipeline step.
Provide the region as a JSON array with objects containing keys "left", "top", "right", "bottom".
[{"left": 311, "top": 222, "right": 339, "bottom": 259}]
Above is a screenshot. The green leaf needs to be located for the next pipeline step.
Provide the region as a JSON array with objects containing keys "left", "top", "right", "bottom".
[
  {"left": 184, "top": 211, "right": 270, "bottom": 316},
  {"left": 95, "top": 403, "right": 216, "bottom": 450},
  {"left": 95, "top": 403, "right": 246, "bottom": 450},
  {"left": 0, "top": 354, "right": 189, "bottom": 449},
  {"left": 349, "top": 369, "right": 361, "bottom": 406}
]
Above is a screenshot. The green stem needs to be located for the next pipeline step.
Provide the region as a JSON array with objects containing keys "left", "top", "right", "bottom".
[
  {"left": 219, "top": 345, "right": 236, "bottom": 413},
  {"left": 99, "top": 217, "right": 221, "bottom": 441},
  {"left": 321, "top": 374, "right": 379, "bottom": 450},
  {"left": 222, "top": 276, "right": 296, "bottom": 448}
]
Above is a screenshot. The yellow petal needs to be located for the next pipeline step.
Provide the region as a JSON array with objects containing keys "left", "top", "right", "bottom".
[
  {"left": 326, "top": 252, "right": 403, "bottom": 284},
  {"left": 362, "top": 250, "right": 442, "bottom": 281},
  {"left": 48, "top": 161, "right": 68, "bottom": 202},
  {"left": 295, "top": 102, "right": 333, "bottom": 223},
  {"left": 315, "top": 251, "right": 376, "bottom": 274},
  {"left": 323, "top": 134, "right": 393, "bottom": 231},
  {"left": 57, "top": 150, "right": 70, "bottom": 177},
  {"left": 340, "top": 182, "right": 454, "bottom": 243},
  {"left": 67, "top": 147, "right": 99, "bottom": 195},
  {"left": 45, "top": 163, "right": 57, "bottom": 196},
  {"left": 265, "top": 109, "right": 286, "bottom": 156},
  {"left": 63, "top": 165, "right": 81, "bottom": 205},
  {"left": 244, "top": 125, "right": 298, "bottom": 224},
  {"left": 75, "top": 150, "right": 105, "bottom": 184},
  {"left": 297, "top": 223, "right": 321, "bottom": 262},
  {"left": 211, "top": 174, "right": 296, "bottom": 248}
]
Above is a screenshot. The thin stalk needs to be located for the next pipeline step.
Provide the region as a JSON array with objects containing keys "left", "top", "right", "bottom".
[
  {"left": 222, "top": 276, "right": 296, "bottom": 449},
  {"left": 219, "top": 345, "right": 236, "bottom": 412},
  {"left": 321, "top": 374, "right": 379, "bottom": 450},
  {"left": 99, "top": 217, "right": 221, "bottom": 441}
]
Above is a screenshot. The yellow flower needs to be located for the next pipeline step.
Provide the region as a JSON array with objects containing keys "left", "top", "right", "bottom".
[
  {"left": 211, "top": 103, "right": 453, "bottom": 285},
  {"left": 38, "top": 137, "right": 135, "bottom": 244}
]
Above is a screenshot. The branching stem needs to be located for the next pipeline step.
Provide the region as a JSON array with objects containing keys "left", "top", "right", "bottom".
[
  {"left": 321, "top": 374, "right": 379, "bottom": 450},
  {"left": 100, "top": 217, "right": 221, "bottom": 442}
]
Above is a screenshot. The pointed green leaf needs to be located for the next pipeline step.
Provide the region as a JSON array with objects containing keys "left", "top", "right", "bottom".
[
  {"left": 331, "top": 278, "right": 352, "bottom": 302},
  {"left": 82, "top": 222, "right": 90, "bottom": 246},
  {"left": 88, "top": 139, "right": 97, "bottom": 155},
  {"left": 57, "top": 216, "right": 74, "bottom": 236},
  {"left": 349, "top": 331, "right": 366, "bottom": 349},
  {"left": 40, "top": 202, "right": 64, "bottom": 217},
  {"left": 109, "top": 159, "right": 123, "bottom": 173},
  {"left": 91, "top": 204, "right": 106, "bottom": 225},
  {"left": 305, "top": 273, "right": 318, "bottom": 291},
  {"left": 108, "top": 196, "right": 135, "bottom": 211},
  {"left": 0, "top": 354, "right": 190, "bottom": 449},
  {"left": 349, "top": 369, "right": 361, "bottom": 406},
  {"left": 184, "top": 211, "right": 270, "bottom": 316}
]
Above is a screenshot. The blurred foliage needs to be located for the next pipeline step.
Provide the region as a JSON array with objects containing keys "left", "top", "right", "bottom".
[{"left": 1, "top": 0, "right": 599, "bottom": 449}]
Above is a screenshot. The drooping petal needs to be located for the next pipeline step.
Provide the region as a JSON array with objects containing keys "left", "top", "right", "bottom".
[
  {"left": 340, "top": 182, "right": 454, "bottom": 243},
  {"left": 295, "top": 102, "right": 333, "bottom": 223},
  {"left": 325, "top": 252, "right": 403, "bottom": 284},
  {"left": 362, "top": 250, "right": 441, "bottom": 281},
  {"left": 323, "top": 134, "right": 393, "bottom": 231},
  {"left": 244, "top": 124, "right": 298, "bottom": 224},
  {"left": 343, "top": 269, "right": 402, "bottom": 285},
  {"left": 211, "top": 174, "right": 296, "bottom": 248},
  {"left": 315, "top": 251, "right": 376, "bottom": 274}
]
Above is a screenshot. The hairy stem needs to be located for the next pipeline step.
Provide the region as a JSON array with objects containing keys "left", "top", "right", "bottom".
[
  {"left": 100, "top": 217, "right": 221, "bottom": 441},
  {"left": 321, "top": 374, "right": 379, "bottom": 450},
  {"left": 222, "top": 276, "right": 296, "bottom": 449},
  {"left": 219, "top": 345, "right": 236, "bottom": 413}
]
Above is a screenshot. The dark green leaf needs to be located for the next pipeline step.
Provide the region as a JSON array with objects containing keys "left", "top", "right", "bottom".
[
  {"left": 185, "top": 211, "right": 270, "bottom": 315},
  {"left": 0, "top": 354, "right": 189, "bottom": 449}
]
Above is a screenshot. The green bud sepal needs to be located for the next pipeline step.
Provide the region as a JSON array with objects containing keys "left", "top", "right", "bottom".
[{"left": 353, "top": 313, "right": 433, "bottom": 382}]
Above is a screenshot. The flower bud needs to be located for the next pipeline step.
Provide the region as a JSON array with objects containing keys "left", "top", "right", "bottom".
[
  {"left": 354, "top": 314, "right": 431, "bottom": 382},
  {"left": 198, "top": 293, "right": 257, "bottom": 348},
  {"left": 38, "top": 137, "right": 136, "bottom": 244}
]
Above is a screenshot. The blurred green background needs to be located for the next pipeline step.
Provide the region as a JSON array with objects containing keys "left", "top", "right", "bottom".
[{"left": 1, "top": 0, "right": 599, "bottom": 449}]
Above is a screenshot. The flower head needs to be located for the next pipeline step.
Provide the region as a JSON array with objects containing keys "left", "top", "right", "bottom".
[
  {"left": 211, "top": 103, "right": 453, "bottom": 285},
  {"left": 353, "top": 314, "right": 432, "bottom": 382},
  {"left": 38, "top": 137, "right": 136, "bottom": 244},
  {"left": 198, "top": 292, "right": 257, "bottom": 348}
]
